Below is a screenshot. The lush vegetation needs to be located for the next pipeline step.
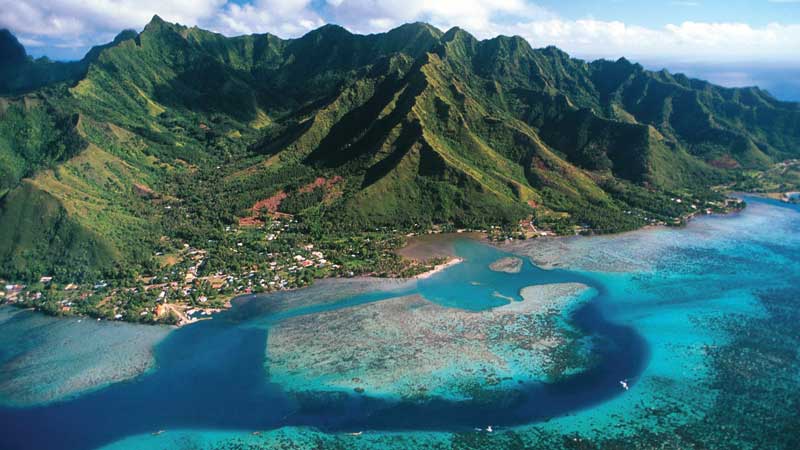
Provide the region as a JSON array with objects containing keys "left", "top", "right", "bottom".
[{"left": 1, "top": 17, "right": 799, "bottom": 319}]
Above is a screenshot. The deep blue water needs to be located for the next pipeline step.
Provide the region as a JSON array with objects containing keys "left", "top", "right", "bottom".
[{"left": 1, "top": 196, "right": 798, "bottom": 450}]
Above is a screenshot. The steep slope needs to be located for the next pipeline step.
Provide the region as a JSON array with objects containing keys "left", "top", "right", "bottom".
[
  {"left": 1, "top": 18, "right": 799, "bottom": 282},
  {"left": 0, "top": 29, "right": 138, "bottom": 95},
  {"left": 588, "top": 58, "right": 799, "bottom": 168}
]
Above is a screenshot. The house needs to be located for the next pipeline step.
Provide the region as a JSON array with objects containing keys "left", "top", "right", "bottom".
[
  {"left": 39, "top": 276, "right": 53, "bottom": 284},
  {"left": 300, "top": 260, "right": 314, "bottom": 268}
]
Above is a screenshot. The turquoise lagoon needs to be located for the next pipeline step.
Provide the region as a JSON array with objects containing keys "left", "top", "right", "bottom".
[{"left": 1, "top": 196, "right": 799, "bottom": 449}]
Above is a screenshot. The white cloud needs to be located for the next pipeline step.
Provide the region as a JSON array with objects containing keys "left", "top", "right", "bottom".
[
  {"left": 0, "top": 1, "right": 237, "bottom": 58},
  {"left": 0, "top": 0, "right": 226, "bottom": 38},
  {"left": 508, "top": 19, "right": 800, "bottom": 63},
  {"left": 323, "top": 0, "right": 556, "bottom": 37},
  {"left": 0, "top": 0, "right": 325, "bottom": 54},
  {"left": 321, "top": 0, "right": 799, "bottom": 63},
  {"left": 0, "top": 0, "right": 798, "bottom": 64},
  {"left": 17, "top": 36, "right": 46, "bottom": 47},
  {"left": 214, "top": 0, "right": 324, "bottom": 36}
]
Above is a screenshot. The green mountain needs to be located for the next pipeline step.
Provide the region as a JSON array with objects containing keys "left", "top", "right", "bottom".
[{"left": 1, "top": 17, "right": 799, "bottom": 282}]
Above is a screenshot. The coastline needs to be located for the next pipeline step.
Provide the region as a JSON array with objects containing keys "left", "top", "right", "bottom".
[
  {"left": 412, "top": 257, "right": 464, "bottom": 280},
  {"left": 0, "top": 194, "right": 749, "bottom": 327},
  {"left": 741, "top": 190, "right": 800, "bottom": 204},
  {"left": 3, "top": 190, "right": 799, "bottom": 450},
  {"left": 0, "top": 258, "right": 464, "bottom": 328}
]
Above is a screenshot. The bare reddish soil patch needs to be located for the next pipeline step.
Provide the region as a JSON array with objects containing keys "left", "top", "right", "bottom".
[
  {"left": 253, "top": 191, "right": 288, "bottom": 214},
  {"left": 709, "top": 156, "right": 741, "bottom": 169},
  {"left": 238, "top": 216, "right": 264, "bottom": 227},
  {"left": 299, "top": 176, "right": 343, "bottom": 193},
  {"left": 238, "top": 177, "right": 343, "bottom": 226},
  {"left": 238, "top": 191, "right": 288, "bottom": 227},
  {"left": 133, "top": 183, "right": 156, "bottom": 198}
]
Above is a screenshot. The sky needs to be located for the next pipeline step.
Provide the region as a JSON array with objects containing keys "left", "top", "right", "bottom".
[{"left": 1, "top": 0, "right": 799, "bottom": 99}]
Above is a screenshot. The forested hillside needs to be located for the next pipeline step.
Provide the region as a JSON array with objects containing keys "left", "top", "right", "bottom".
[{"left": 1, "top": 16, "right": 798, "bottom": 283}]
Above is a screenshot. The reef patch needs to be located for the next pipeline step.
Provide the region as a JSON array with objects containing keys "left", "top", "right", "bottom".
[{"left": 266, "top": 283, "right": 593, "bottom": 400}]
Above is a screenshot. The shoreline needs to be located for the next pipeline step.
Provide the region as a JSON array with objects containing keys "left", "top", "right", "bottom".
[
  {"left": 741, "top": 190, "right": 800, "bottom": 204},
  {"left": 411, "top": 257, "right": 464, "bottom": 280},
  {"left": 0, "top": 193, "right": 753, "bottom": 327},
  {"left": 1, "top": 259, "right": 467, "bottom": 329}
]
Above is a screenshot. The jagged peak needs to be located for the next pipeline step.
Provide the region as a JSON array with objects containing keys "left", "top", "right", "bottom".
[
  {"left": 113, "top": 29, "right": 138, "bottom": 44},
  {"left": 442, "top": 26, "right": 476, "bottom": 43},
  {"left": 148, "top": 15, "right": 165, "bottom": 26},
  {"left": 481, "top": 34, "right": 534, "bottom": 56},
  {"left": 142, "top": 14, "right": 187, "bottom": 34},
  {"left": 539, "top": 45, "right": 571, "bottom": 59},
  {"left": 388, "top": 22, "right": 442, "bottom": 37},
  {"left": 0, "top": 29, "right": 27, "bottom": 64},
  {"left": 590, "top": 57, "right": 643, "bottom": 75},
  {"left": 80, "top": 29, "right": 139, "bottom": 64},
  {"left": 509, "top": 34, "right": 532, "bottom": 49},
  {"left": 309, "top": 23, "right": 351, "bottom": 37}
]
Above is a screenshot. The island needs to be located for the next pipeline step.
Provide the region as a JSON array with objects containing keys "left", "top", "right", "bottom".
[
  {"left": 0, "top": 17, "right": 792, "bottom": 326},
  {"left": 489, "top": 257, "right": 524, "bottom": 273}
]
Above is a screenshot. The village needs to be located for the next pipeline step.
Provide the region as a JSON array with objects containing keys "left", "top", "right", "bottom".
[
  {"left": 0, "top": 192, "right": 743, "bottom": 326},
  {"left": 1, "top": 216, "right": 440, "bottom": 326}
]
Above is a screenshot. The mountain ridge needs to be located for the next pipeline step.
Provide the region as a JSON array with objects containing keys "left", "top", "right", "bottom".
[{"left": 0, "top": 17, "right": 798, "bottom": 283}]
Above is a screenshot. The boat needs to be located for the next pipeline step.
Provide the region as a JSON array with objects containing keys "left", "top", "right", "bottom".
[
  {"left": 151, "top": 430, "right": 166, "bottom": 436},
  {"left": 347, "top": 431, "right": 363, "bottom": 436},
  {"left": 620, "top": 380, "right": 629, "bottom": 390}
]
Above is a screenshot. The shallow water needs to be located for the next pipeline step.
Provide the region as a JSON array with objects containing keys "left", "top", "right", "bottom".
[
  {"left": 1, "top": 196, "right": 799, "bottom": 450},
  {"left": 0, "top": 309, "right": 170, "bottom": 407}
]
